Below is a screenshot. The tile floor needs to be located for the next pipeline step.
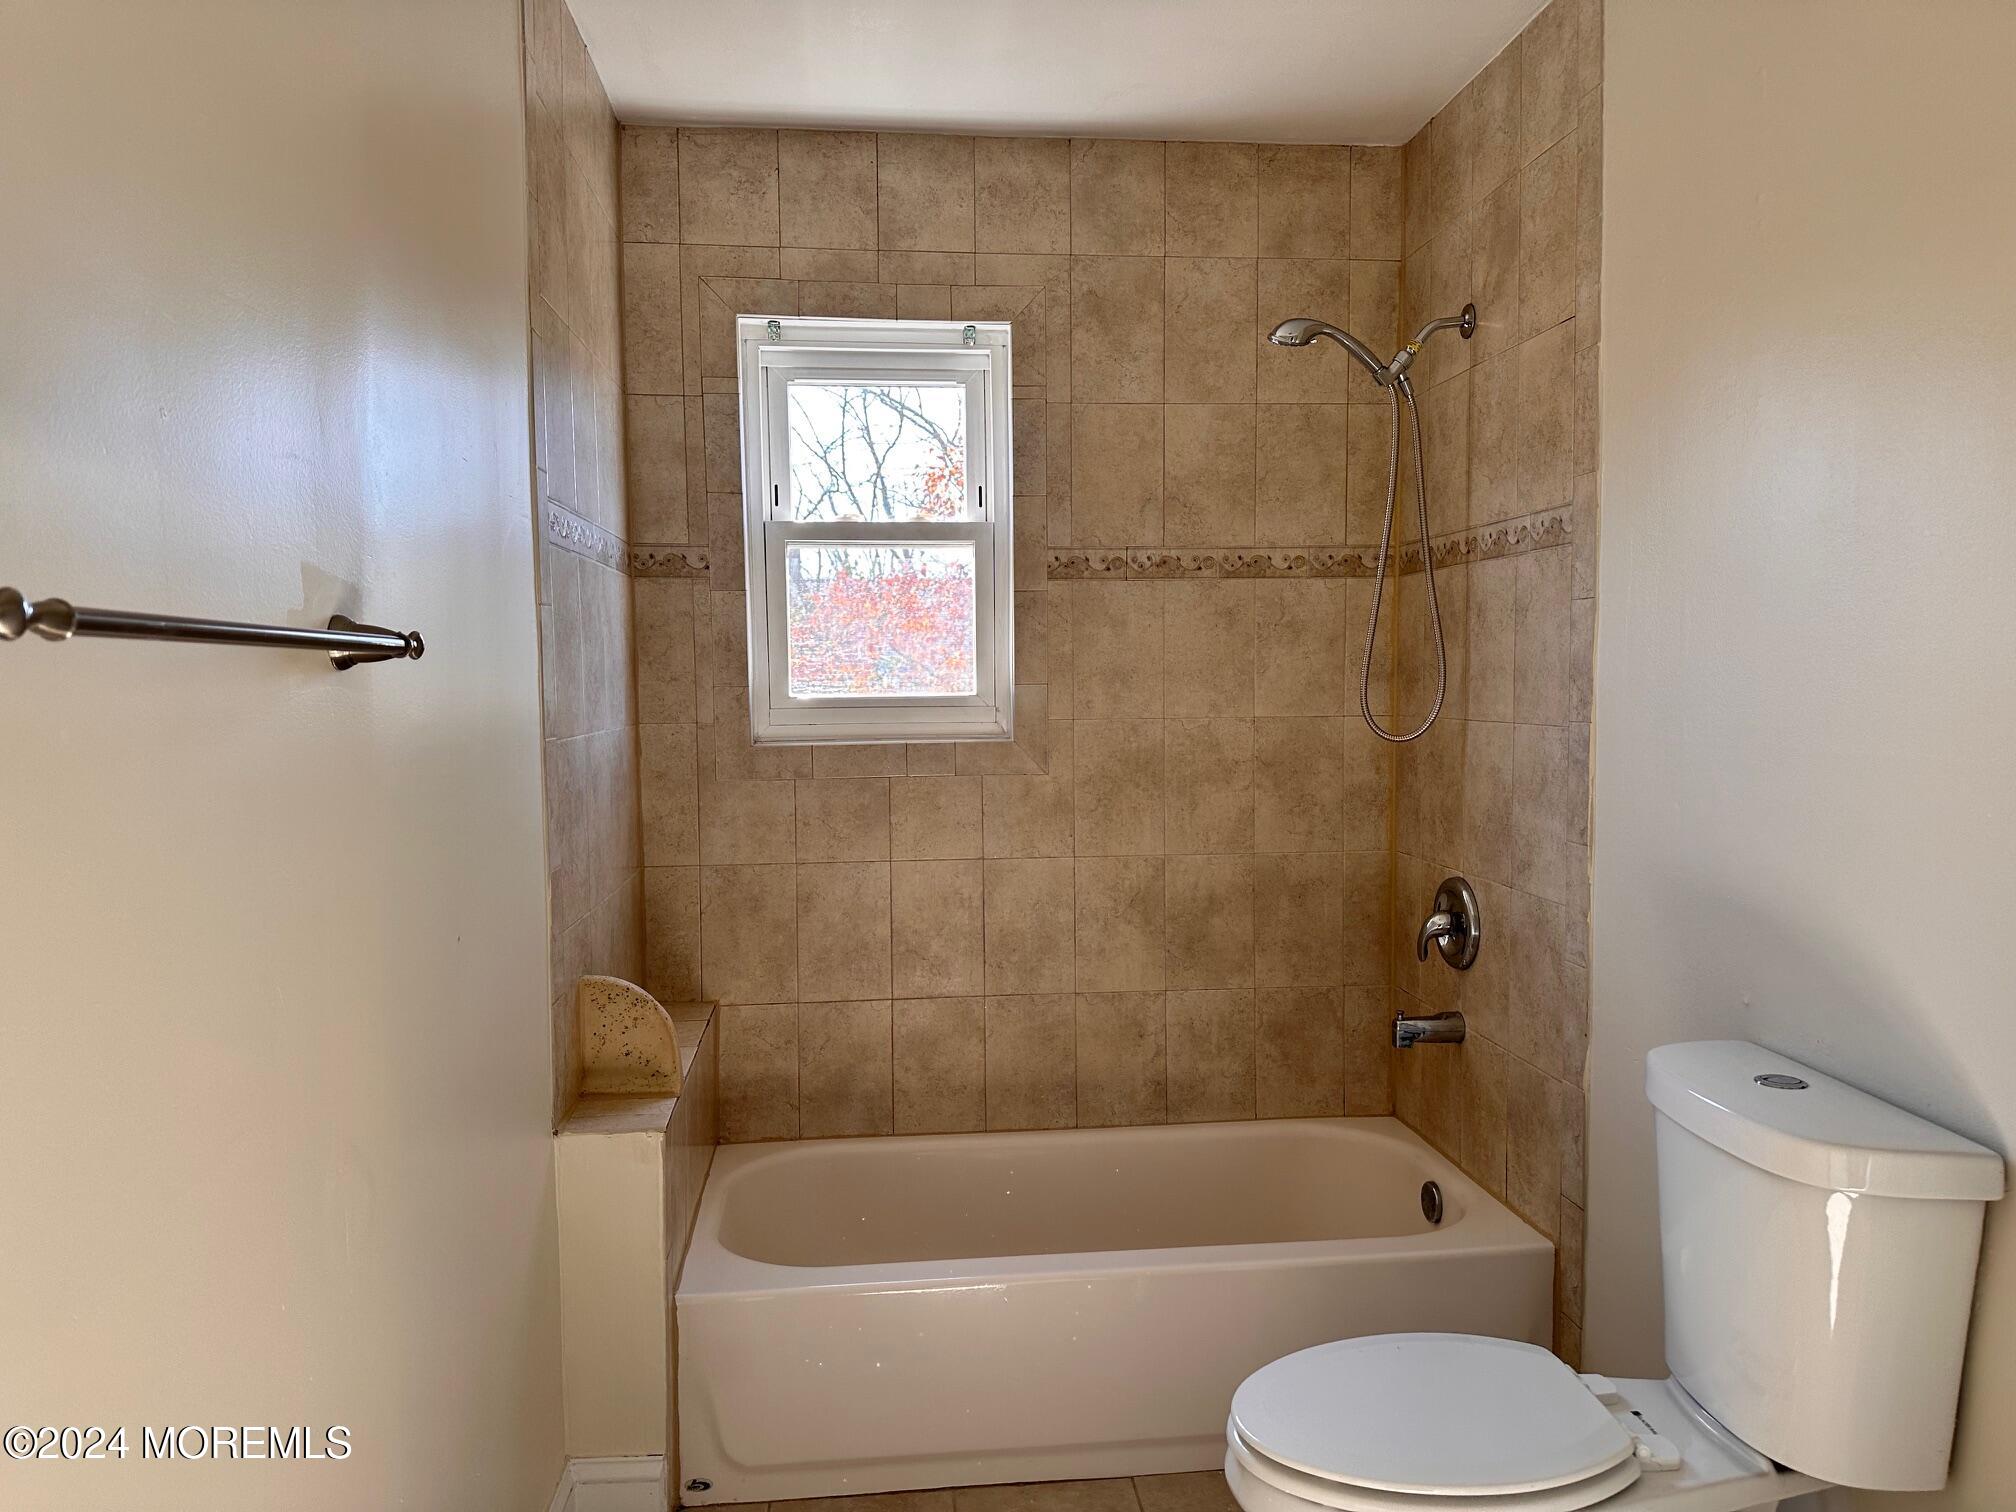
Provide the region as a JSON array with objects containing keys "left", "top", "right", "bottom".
[{"left": 709, "top": 1471, "right": 1238, "bottom": 1512}]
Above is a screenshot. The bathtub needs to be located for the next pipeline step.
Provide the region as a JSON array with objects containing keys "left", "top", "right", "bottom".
[{"left": 675, "top": 1117, "right": 1552, "bottom": 1503}]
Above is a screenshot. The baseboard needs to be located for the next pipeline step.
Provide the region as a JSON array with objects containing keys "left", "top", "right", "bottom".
[{"left": 548, "top": 1455, "right": 667, "bottom": 1512}]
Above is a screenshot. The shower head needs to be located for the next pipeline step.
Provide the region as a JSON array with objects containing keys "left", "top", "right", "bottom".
[
  {"left": 1268, "top": 317, "right": 1334, "bottom": 348},
  {"left": 1267, "top": 317, "right": 1390, "bottom": 383}
]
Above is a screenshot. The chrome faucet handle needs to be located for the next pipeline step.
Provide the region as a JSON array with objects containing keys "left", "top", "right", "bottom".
[{"left": 1416, "top": 876, "right": 1482, "bottom": 971}]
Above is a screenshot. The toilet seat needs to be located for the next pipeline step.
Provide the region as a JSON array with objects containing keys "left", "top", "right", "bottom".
[
  {"left": 1227, "top": 1431, "right": 1644, "bottom": 1512},
  {"left": 1224, "top": 1337, "right": 1829, "bottom": 1512},
  {"left": 1231, "top": 1334, "right": 1637, "bottom": 1500}
]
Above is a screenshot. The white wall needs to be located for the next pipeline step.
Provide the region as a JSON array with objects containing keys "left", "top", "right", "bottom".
[
  {"left": 0, "top": 3, "right": 563, "bottom": 1508},
  {"left": 1589, "top": 2, "right": 2016, "bottom": 1507}
]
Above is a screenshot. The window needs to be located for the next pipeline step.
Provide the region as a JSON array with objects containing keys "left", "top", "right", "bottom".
[{"left": 735, "top": 315, "right": 1014, "bottom": 744}]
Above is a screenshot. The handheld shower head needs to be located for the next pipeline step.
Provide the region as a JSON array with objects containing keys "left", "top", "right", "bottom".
[
  {"left": 1266, "top": 317, "right": 1390, "bottom": 382},
  {"left": 1268, "top": 317, "right": 1331, "bottom": 348}
]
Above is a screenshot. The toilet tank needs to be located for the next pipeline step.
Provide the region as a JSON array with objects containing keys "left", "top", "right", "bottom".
[{"left": 1648, "top": 1041, "right": 2004, "bottom": 1492}]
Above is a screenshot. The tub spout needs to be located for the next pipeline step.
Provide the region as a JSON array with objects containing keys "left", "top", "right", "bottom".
[{"left": 1394, "top": 1011, "right": 1466, "bottom": 1048}]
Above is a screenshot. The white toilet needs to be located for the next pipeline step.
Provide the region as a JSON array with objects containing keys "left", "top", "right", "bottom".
[{"left": 1224, "top": 1041, "right": 2005, "bottom": 1512}]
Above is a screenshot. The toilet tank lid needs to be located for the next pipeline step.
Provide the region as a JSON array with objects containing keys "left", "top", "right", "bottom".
[{"left": 1646, "top": 1041, "right": 2005, "bottom": 1201}]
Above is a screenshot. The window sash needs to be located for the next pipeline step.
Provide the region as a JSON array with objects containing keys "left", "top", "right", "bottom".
[
  {"left": 766, "top": 365, "right": 989, "bottom": 524},
  {"left": 762, "top": 520, "right": 995, "bottom": 713}
]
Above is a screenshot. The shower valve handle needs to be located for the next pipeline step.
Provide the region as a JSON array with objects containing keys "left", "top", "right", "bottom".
[
  {"left": 1416, "top": 875, "right": 1482, "bottom": 971},
  {"left": 1416, "top": 910, "right": 1458, "bottom": 962}
]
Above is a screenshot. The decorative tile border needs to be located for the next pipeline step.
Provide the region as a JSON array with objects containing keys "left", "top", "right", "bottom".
[
  {"left": 544, "top": 501, "right": 626, "bottom": 571},
  {"left": 1395, "top": 506, "right": 1574, "bottom": 574},
  {"left": 1046, "top": 550, "right": 1130, "bottom": 580},
  {"left": 1046, "top": 547, "right": 1379, "bottom": 581},
  {"left": 631, "top": 545, "right": 711, "bottom": 579},
  {"left": 633, "top": 508, "right": 1575, "bottom": 587},
  {"left": 1046, "top": 509, "right": 1575, "bottom": 583}
]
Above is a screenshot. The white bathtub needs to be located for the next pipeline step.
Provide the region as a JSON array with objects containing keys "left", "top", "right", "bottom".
[{"left": 675, "top": 1117, "right": 1552, "bottom": 1504}]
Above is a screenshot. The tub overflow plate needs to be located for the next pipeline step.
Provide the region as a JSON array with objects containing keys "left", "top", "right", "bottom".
[{"left": 1420, "top": 1181, "right": 1443, "bottom": 1225}]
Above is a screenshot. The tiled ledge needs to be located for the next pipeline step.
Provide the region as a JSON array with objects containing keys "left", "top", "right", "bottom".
[
  {"left": 561, "top": 1001, "right": 715, "bottom": 1136},
  {"left": 627, "top": 504, "right": 1575, "bottom": 586},
  {"left": 560, "top": 1091, "right": 681, "bottom": 1136}
]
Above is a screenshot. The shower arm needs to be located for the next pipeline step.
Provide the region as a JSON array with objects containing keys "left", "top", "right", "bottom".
[{"left": 1384, "top": 304, "right": 1479, "bottom": 385}]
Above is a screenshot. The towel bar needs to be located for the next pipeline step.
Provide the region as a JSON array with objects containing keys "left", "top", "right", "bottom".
[{"left": 0, "top": 587, "right": 423, "bottom": 669}]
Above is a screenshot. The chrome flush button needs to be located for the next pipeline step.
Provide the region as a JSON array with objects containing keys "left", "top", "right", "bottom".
[{"left": 1754, "top": 1073, "right": 1809, "bottom": 1090}]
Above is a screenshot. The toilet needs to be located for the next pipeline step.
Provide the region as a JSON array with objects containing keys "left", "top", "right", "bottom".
[{"left": 1224, "top": 1041, "right": 2006, "bottom": 1512}]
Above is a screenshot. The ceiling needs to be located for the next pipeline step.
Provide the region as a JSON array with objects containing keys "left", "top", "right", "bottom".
[{"left": 571, "top": 0, "right": 1545, "bottom": 146}]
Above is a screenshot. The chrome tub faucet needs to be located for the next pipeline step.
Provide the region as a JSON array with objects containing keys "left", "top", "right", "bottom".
[{"left": 1396, "top": 876, "right": 1481, "bottom": 1047}]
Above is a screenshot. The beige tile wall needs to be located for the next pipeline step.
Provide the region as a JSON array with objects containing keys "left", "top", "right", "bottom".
[
  {"left": 620, "top": 126, "right": 1416, "bottom": 1140},
  {"left": 525, "top": 0, "right": 645, "bottom": 1127},
  {"left": 1385, "top": 0, "right": 1602, "bottom": 1365}
]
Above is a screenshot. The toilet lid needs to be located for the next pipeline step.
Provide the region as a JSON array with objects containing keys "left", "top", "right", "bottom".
[{"left": 1230, "top": 1334, "right": 1636, "bottom": 1497}]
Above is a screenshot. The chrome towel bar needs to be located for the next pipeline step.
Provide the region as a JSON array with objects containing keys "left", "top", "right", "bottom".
[{"left": 0, "top": 587, "right": 423, "bottom": 669}]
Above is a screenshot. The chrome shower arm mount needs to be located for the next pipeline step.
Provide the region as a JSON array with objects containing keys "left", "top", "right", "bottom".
[{"left": 1384, "top": 303, "right": 1478, "bottom": 385}]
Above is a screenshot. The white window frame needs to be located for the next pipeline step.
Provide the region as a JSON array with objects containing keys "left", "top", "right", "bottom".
[{"left": 736, "top": 314, "right": 1015, "bottom": 745}]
